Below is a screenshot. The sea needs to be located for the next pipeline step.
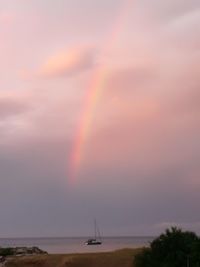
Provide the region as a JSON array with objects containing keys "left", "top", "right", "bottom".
[{"left": 0, "top": 236, "right": 154, "bottom": 254}]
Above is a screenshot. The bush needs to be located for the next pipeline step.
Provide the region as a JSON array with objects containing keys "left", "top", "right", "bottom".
[
  {"left": 0, "top": 247, "right": 14, "bottom": 256},
  {"left": 134, "top": 227, "right": 200, "bottom": 267}
]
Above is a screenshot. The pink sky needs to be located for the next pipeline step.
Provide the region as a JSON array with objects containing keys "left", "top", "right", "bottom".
[{"left": 0, "top": 0, "right": 200, "bottom": 237}]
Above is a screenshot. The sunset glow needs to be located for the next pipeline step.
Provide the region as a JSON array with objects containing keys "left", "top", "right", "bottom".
[{"left": 0, "top": 0, "right": 199, "bottom": 237}]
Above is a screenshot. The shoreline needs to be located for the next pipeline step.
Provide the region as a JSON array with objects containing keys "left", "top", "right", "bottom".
[
  {"left": 3, "top": 248, "right": 143, "bottom": 267},
  {"left": 0, "top": 236, "right": 152, "bottom": 255}
]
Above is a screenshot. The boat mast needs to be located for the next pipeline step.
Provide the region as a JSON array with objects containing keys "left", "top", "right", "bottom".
[{"left": 94, "top": 219, "right": 97, "bottom": 239}]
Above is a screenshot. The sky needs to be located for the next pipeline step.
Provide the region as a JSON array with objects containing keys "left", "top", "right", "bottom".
[{"left": 0, "top": 0, "right": 200, "bottom": 237}]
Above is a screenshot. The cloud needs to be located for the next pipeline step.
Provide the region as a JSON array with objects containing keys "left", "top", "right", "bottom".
[
  {"left": 0, "top": 0, "right": 200, "bottom": 237},
  {"left": 140, "top": 0, "right": 200, "bottom": 24},
  {"left": 165, "top": 9, "right": 200, "bottom": 50},
  {"left": 37, "top": 46, "right": 96, "bottom": 79},
  {"left": 155, "top": 221, "right": 200, "bottom": 233},
  {"left": 0, "top": 97, "right": 29, "bottom": 119},
  {"left": 0, "top": 84, "right": 86, "bottom": 148},
  {"left": 79, "top": 62, "right": 200, "bottom": 190},
  {"left": 0, "top": 10, "right": 15, "bottom": 25},
  {"left": 106, "top": 67, "right": 156, "bottom": 93}
]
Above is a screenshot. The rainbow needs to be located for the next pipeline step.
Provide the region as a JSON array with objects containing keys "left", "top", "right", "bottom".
[{"left": 69, "top": 0, "right": 132, "bottom": 184}]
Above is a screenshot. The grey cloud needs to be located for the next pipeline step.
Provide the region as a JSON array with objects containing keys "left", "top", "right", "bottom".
[
  {"left": 0, "top": 98, "right": 31, "bottom": 120},
  {"left": 76, "top": 166, "right": 200, "bottom": 235},
  {"left": 0, "top": 98, "right": 29, "bottom": 119},
  {"left": 0, "top": 138, "right": 72, "bottom": 236},
  {"left": 139, "top": 0, "right": 200, "bottom": 23},
  {"left": 0, "top": 93, "right": 199, "bottom": 237},
  {"left": 165, "top": 9, "right": 200, "bottom": 50}
]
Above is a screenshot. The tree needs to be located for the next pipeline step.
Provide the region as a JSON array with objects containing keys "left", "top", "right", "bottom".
[{"left": 134, "top": 227, "right": 200, "bottom": 267}]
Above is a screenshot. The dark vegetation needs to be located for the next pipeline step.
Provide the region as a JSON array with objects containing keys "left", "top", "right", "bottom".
[
  {"left": 0, "top": 246, "right": 46, "bottom": 257},
  {"left": 0, "top": 247, "right": 14, "bottom": 256},
  {"left": 134, "top": 227, "right": 200, "bottom": 267}
]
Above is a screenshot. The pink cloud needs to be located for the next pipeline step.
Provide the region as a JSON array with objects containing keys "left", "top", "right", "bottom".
[
  {"left": 0, "top": 85, "right": 84, "bottom": 146},
  {"left": 37, "top": 46, "right": 96, "bottom": 79},
  {"left": 76, "top": 62, "right": 200, "bottom": 187},
  {"left": 0, "top": 10, "right": 15, "bottom": 25}
]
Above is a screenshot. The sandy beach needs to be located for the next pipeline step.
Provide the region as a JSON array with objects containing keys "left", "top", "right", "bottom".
[{"left": 4, "top": 248, "right": 142, "bottom": 267}]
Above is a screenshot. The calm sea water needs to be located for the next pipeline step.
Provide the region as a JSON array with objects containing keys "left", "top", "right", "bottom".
[{"left": 0, "top": 236, "right": 154, "bottom": 254}]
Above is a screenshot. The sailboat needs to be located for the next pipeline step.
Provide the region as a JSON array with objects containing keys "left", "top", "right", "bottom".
[{"left": 85, "top": 220, "right": 102, "bottom": 245}]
